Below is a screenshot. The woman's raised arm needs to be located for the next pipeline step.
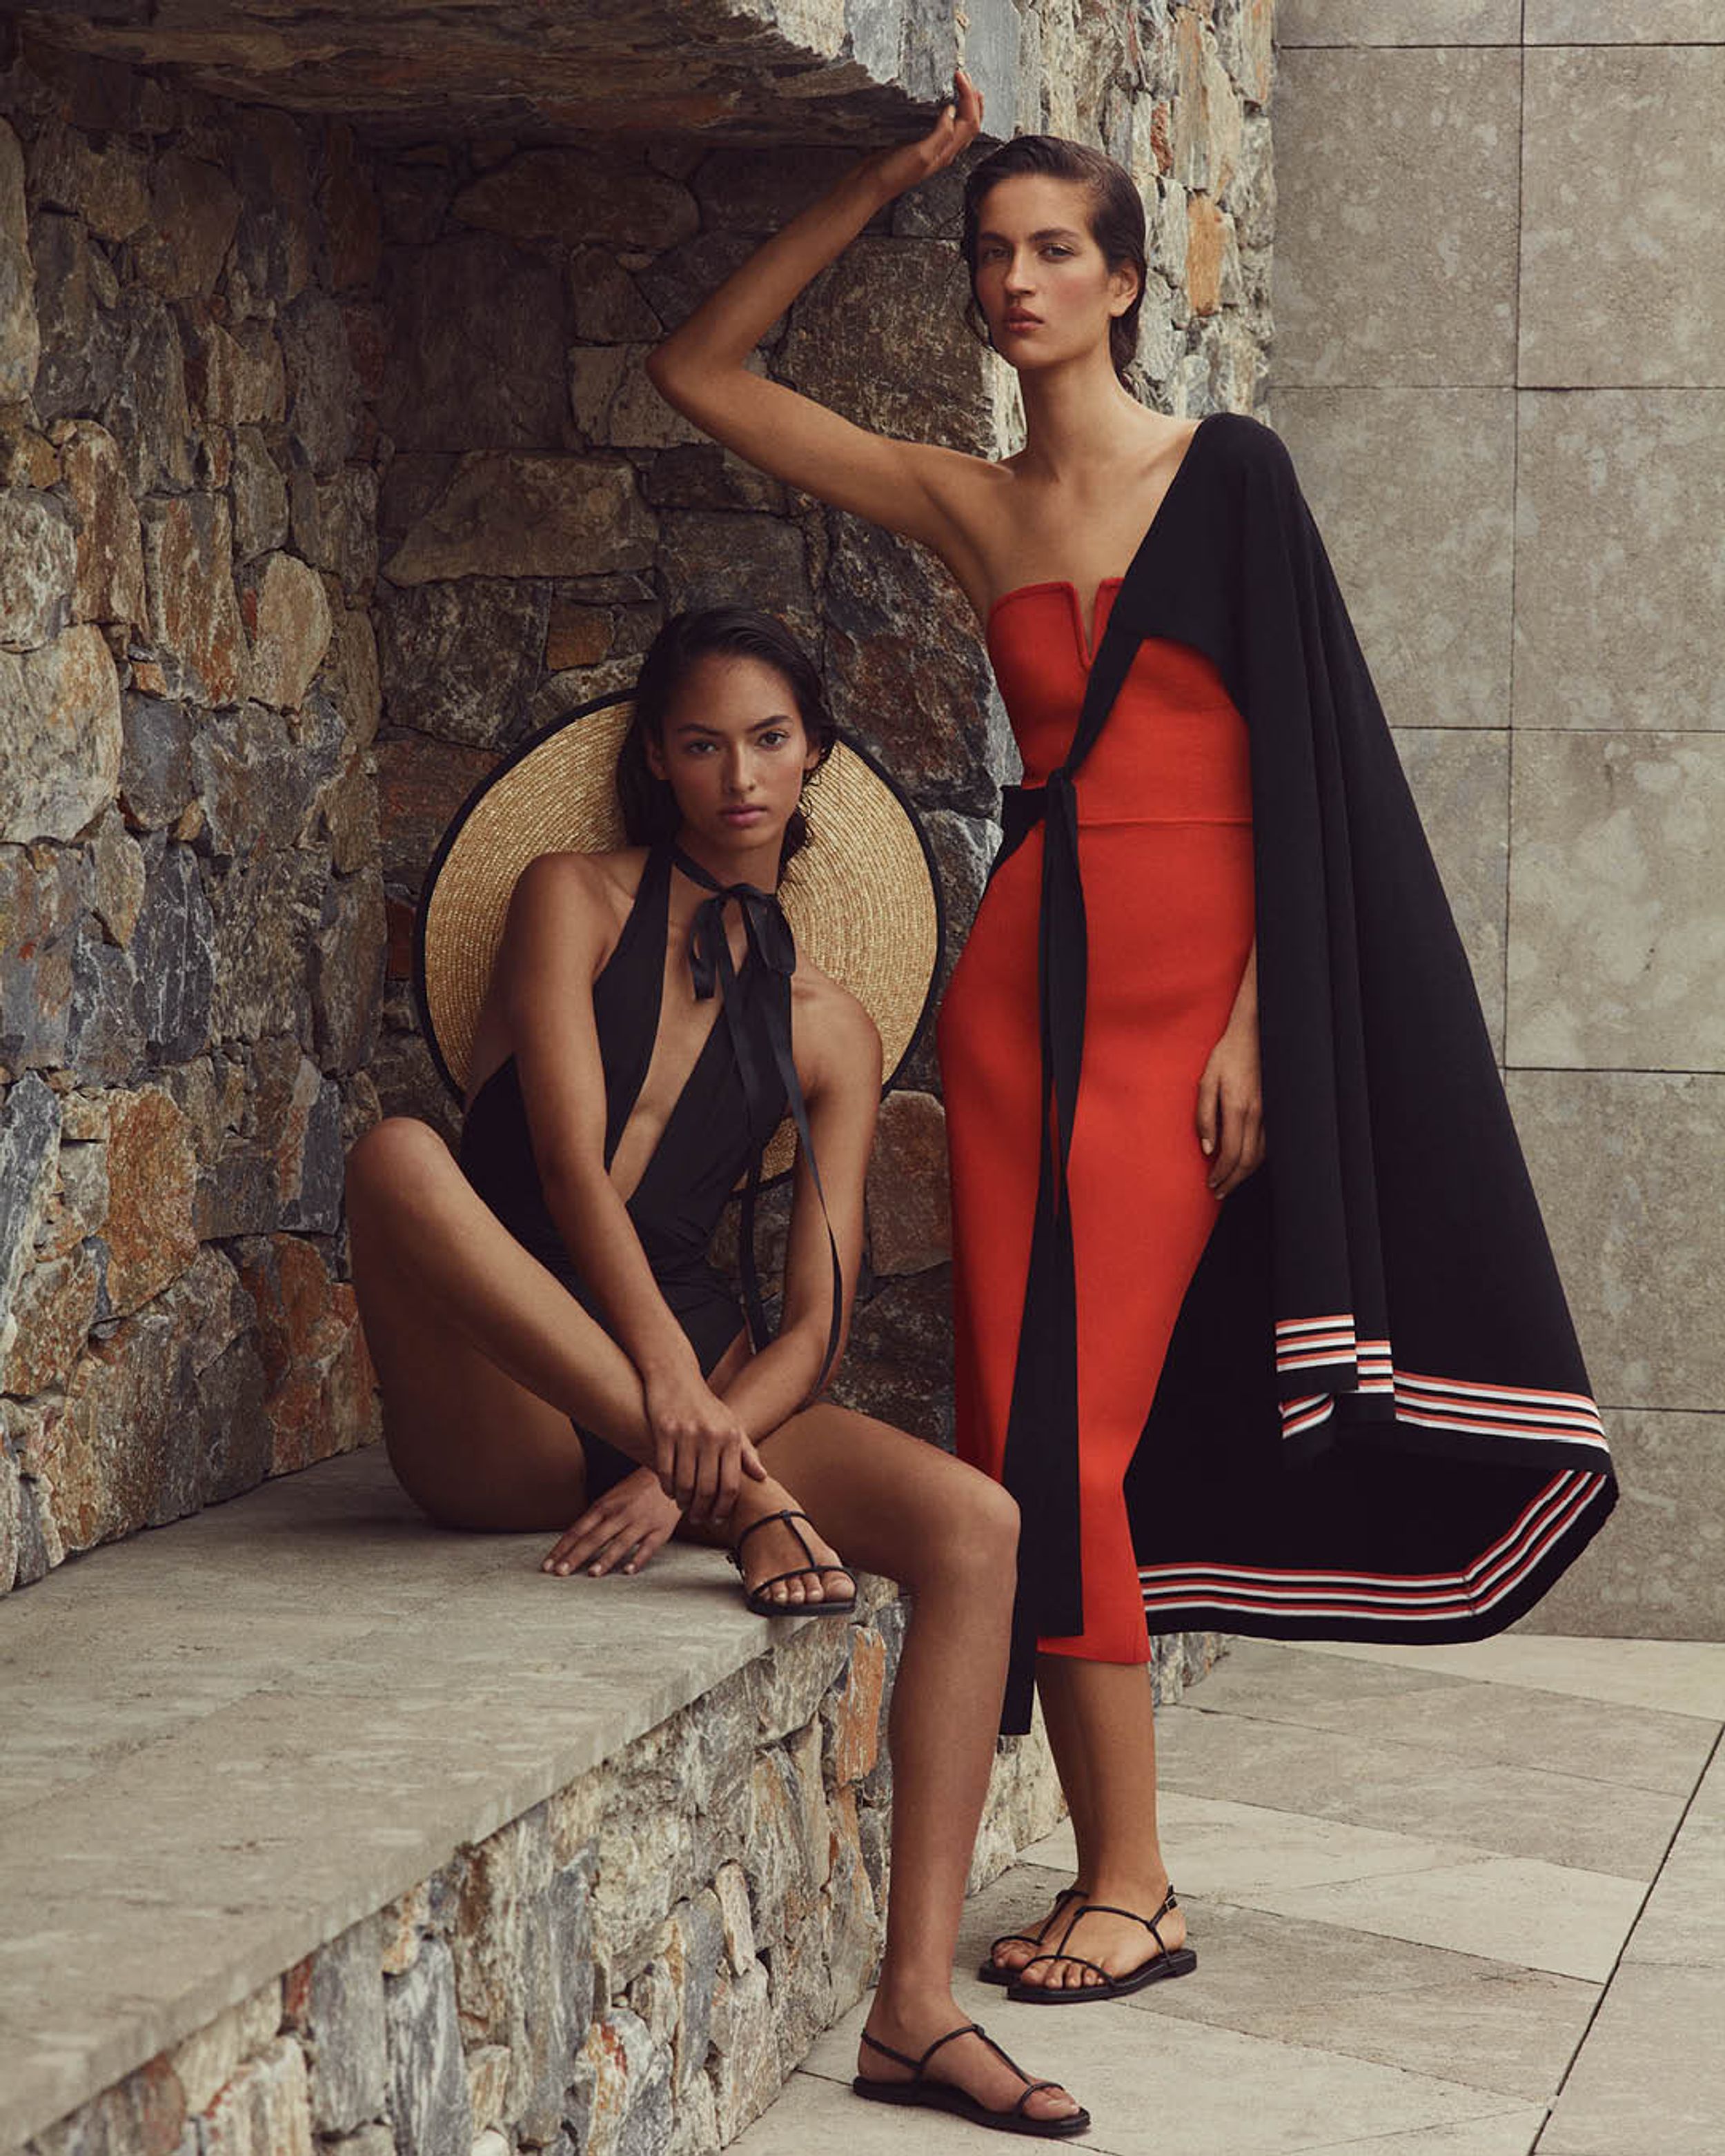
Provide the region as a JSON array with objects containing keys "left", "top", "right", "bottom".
[{"left": 644, "top": 71, "right": 986, "bottom": 551}]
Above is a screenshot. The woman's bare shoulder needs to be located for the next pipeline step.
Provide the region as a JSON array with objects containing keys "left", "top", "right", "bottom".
[
  {"left": 790, "top": 959, "right": 884, "bottom": 1079},
  {"left": 510, "top": 846, "right": 649, "bottom": 920},
  {"left": 491, "top": 849, "right": 655, "bottom": 993}
]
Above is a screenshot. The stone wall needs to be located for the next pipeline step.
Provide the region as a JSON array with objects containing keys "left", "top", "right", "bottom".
[
  {"left": 0, "top": 44, "right": 388, "bottom": 1593},
  {"left": 15, "top": 1589, "right": 1059, "bottom": 2156},
  {"left": 1270, "top": 5, "right": 1725, "bottom": 1635},
  {"left": 14, "top": 1563, "right": 1223, "bottom": 2156},
  {"left": 1, "top": 0, "right": 1277, "bottom": 1593}
]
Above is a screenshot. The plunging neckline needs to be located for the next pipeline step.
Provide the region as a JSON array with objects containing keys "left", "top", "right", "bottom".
[
  {"left": 605, "top": 851, "right": 756, "bottom": 1209},
  {"left": 983, "top": 412, "right": 1217, "bottom": 669}
]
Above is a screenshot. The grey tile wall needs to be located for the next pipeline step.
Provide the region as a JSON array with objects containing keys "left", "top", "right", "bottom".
[{"left": 1271, "top": 24, "right": 1724, "bottom": 1636}]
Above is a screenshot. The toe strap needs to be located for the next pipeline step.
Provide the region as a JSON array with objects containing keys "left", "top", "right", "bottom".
[{"left": 1013, "top": 2082, "right": 1062, "bottom": 2119}]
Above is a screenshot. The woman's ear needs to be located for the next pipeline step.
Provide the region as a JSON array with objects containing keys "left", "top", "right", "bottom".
[{"left": 644, "top": 733, "right": 669, "bottom": 781}]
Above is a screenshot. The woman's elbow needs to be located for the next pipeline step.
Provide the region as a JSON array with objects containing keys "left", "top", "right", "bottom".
[{"left": 644, "top": 343, "right": 697, "bottom": 415}]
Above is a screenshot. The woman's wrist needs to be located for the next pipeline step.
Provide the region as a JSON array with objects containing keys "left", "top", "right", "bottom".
[
  {"left": 840, "top": 152, "right": 900, "bottom": 219},
  {"left": 638, "top": 1340, "right": 703, "bottom": 1391}
]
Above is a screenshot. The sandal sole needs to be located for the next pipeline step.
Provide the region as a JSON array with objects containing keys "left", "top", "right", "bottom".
[
  {"left": 1007, "top": 1944, "right": 1196, "bottom": 2004},
  {"left": 853, "top": 2078, "right": 1091, "bottom": 2138}
]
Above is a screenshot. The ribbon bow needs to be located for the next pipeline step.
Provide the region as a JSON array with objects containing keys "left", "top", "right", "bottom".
[
  {"left": 686, "top": 876, "right": 798, "bottom": 1005},
  {"left": 670, "top": 847, "right": 845, "bottom": 1403}
]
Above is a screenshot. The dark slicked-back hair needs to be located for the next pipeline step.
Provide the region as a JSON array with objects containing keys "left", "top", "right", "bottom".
[
  {"left": 960, "top": 134, "right": 1147, "bottom": 387},
  {"left": 616, "top": 607, "right": 837, "bottom": 873}
]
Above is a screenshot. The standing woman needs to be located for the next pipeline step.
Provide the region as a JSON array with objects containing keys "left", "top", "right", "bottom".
[{"left": 644, "top": 77, "right": 1615, "bottom": 2004}]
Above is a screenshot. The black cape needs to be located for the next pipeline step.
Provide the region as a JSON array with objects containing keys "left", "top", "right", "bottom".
[{"left": 990, "top": 411, "right": 1615, "bottom": 1736}]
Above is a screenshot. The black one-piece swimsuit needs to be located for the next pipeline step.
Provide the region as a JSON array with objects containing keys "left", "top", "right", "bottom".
[{"left": 457, "top": 841, "right": 794, "bottom": 1501}]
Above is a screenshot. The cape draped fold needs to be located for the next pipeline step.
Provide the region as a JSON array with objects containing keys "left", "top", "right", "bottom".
[{"left": 987, "top": 411, "right": 1615, "bottom": 1737}]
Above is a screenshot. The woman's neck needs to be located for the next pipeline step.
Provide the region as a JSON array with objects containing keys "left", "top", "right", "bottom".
[
  {"left": 668, "top": 827, "right": 784, "bottom": 896},
  {"left": 1012, "top": 353, "right": 1163, "bottom": 488}
]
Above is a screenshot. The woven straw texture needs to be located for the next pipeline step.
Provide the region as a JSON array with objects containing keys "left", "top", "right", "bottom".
[{"left": 420, "top": 700, "right": 939, "bottom": 1179}]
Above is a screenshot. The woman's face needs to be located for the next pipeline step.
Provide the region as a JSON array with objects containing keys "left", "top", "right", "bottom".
[
  {"left": 645, "top": 651, "right": 820, "bottom": 855},
  {"left": 971, "top": 171, "right": 1137, "bottom": 373}
]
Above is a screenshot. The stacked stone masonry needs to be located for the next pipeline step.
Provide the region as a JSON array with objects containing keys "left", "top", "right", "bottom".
[
  {"left": 1, "top": 49, "right": 391, "bottom": 1594},
  {"left": 10, "top": 1578, "right": 1221, "bottom": 2156},
  {"left": 0, "top": 4, "right": 1276, "bottom": 1591}
]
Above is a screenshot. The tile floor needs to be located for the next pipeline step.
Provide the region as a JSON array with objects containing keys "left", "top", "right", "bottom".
[{"left": 730, "top": 1635, "right": 1725, "bottom": 2155}]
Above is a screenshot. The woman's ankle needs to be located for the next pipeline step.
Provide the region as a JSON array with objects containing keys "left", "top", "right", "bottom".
[{"left": 865, "top": 1968, "right": 961, "bottom": 2030}]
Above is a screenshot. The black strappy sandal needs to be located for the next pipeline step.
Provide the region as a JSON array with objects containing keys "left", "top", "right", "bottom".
[
  {"left": 853, "top": 2022, "right": 1090, "bottom": 2139},
  {"left": 977, "top": 1882, "right": 1085, "bottom": 1984},
  {"left": 1006, "top": 1886, "right": 1196, "bottom": 2004},
  {"left": 727, "top": 1507, "right": 858, "bottom": 1618}
]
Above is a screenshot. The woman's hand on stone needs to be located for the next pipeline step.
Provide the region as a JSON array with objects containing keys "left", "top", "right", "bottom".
[
  {"left": 1196, "top": 1016, "right": 1265, "bottom": 1198},
  {"left": 854, "top": 66, "right": 983, "bottom": 205},
  {"left": 541, "top": 1468, "right": 682, "bottom": 1580},
  {"left": 644, "top": 1367, "right": 767, "bottom": 1526}
]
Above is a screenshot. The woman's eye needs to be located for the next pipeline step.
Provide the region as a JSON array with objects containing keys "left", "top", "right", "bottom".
[{"left": 759, "top": 729, "right": 789, "bottom": 747}]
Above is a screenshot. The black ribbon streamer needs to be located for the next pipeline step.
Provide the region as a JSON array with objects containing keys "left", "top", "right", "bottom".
[
  {"left": 990, "top": 534, "right": 1170, "bottom": 1735},
  {"left": 671, "top": 846, "right": 845, "bottom": 1404}
]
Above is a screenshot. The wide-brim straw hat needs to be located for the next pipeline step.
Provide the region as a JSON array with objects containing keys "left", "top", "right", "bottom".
[{"left": 413, "top": 687, "right": 945, "bottom": 1183}]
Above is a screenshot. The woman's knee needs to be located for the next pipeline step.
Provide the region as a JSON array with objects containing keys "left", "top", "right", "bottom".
[
  {"left": 910, "top": 1465, "right": 1018, "bottom": 1589},
  {"left": 344, "top": 1115, "right": 453, "bottom": 1214}
]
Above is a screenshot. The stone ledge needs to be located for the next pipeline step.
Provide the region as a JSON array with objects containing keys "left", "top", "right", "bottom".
[{"left": 1, "top": 1443, "right": 1066, "bottom": 2155}]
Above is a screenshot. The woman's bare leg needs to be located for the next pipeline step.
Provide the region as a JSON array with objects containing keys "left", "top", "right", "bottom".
[
  {"left": 978, "top": 1660, "right": 1103, "bottom": 1978},
  {"left": 757, "top": 1405, "right": 1082, "bottom": 2125},
  {"left": 1009, "top": 1654, "right": 1186, "bottom": 1992},
  {"left": 344, "top": 1118, "right": 845, "bottom": 1599}
]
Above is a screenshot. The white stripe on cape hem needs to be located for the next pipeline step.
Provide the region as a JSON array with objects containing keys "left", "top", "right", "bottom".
[
  {"left": 1136, "top": 1469, "right": 1605, "bottom": 1623},
  {"left": 1270, "top": 1313, "right": 1607, "bottom": 1452}
]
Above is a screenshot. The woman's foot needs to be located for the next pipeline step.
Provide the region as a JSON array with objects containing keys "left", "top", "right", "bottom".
[
  {"left": 1011, "top": 1875, "right": 1187, "bottom": 1992},
  {"left": 858, "top": 1993, "right": 1084, "bottom": 2127},
  {"left": 981, "top": 1880, "right": 1089, "bottom": 1980},
  {"left": 727, "top": 1480, "right": 856, "bottom": 1608}
]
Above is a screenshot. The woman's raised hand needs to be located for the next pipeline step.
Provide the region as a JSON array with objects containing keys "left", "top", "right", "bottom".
[
  {"left": 644, "top": 1365, "right": 767, "bottom": 1526},
  {"left": 854, "top": 66, "right": 984, "bottom": 205}
]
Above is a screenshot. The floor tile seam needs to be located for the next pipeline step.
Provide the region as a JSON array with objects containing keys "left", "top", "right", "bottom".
[
  {"left": 1283, "top": 1643, "right": 1725, "bottom": 1721},
  {"left": 1185, "top": 1888, "right": 1603, "bottom": 1981},
  {"left": 1174, "top": 1701, "right": 1720, "bottom": 1801},
  {"left": 1121, "top": 1976, "right": 1592, "bottom": 2106},
  {"left": 1147, "top": 1890, "right": 1601, "bottom": 1992},
  {"left": 1286, "top": 2097, "right": 1548, "bottom": 2156},
  {"left": 987, "top": 1977, "right": 1561, "bottom": 2115},
  {"left": 1148, "top": 1791, "right": 1653, "bottom": 1888},
  {"left": 1181, "top": 1681, "right": 1716, "bottom": 1750},
  {"left": 1528, "top": 1720, "right": 1724, "bottom": 2149}
]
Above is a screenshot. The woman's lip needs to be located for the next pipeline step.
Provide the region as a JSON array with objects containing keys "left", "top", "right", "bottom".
[
  {"left": 1004, "top": 315, "right": 1041, "bottom": 328},
  {"left": 721, "top": 806, "right": 766, "bottom": 820}
]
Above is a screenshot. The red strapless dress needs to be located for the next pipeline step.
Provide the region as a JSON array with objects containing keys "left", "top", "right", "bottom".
[{"left": 937, "top": 577, "right": 1257, "bottom": 1668}]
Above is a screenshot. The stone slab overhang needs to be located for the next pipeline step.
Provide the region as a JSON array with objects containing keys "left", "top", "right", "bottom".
[
  {"left": 3, "top": 0, "right": 1028, "bottom": 143},
  {"left": 0, "top": 1442, "right": 899, "bottom": 2150}
]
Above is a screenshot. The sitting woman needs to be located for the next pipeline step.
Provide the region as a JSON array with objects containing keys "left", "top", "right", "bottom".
[{"left": 342, "top": 606, "right": 1090, "bottom": 2140}]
